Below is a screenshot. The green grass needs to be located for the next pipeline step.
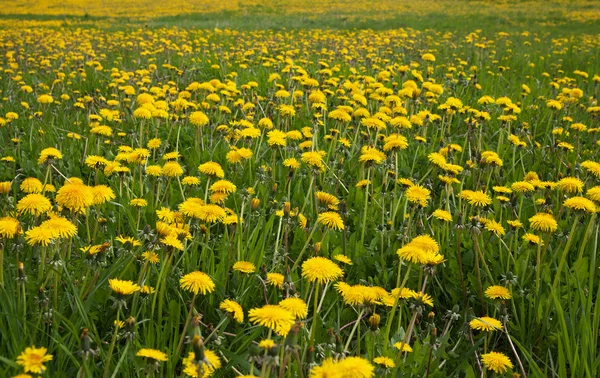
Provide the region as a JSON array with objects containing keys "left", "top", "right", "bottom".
[{"left": 1, "top": 2, "right": 600, "bottom": 377}]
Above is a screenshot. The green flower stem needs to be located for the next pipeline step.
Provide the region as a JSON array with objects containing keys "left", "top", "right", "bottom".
[
  {"left": 359, "top": 167, "right": 371, "bottom": 250},
  {"left": 102, "top": 303, "right": 122, "bottom": 378},
  {"left": 344, "top": 307, "right": 365, "bottom": 353},
  {"left": 308, "top": 281, "right": 320, "bottom": 348},
  {"left": 176, "top": 293, "right": 197, "bottom": 356},
  {"left": 290, "top": 223, "right": 318, "bottom": 274},
  {"left": 550, "top": 214, "right": 581, "bottom": 293}
]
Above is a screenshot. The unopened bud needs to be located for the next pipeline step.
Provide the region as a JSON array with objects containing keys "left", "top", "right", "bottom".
[
  {"left": 368, "top": 314, "right": 380, "bottom": 331},
  {"left": 313, "top": 242, "right": 321, "bottom": 253}
]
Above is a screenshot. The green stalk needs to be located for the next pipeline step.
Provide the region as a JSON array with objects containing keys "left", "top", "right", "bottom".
[
  {"left": 344, "top": 308, "right": 365, "bottom": 353},
  {"left": 290, "top": 223, "right": 319, "bottom": 273},
  {"left": 308, "top": 281, "right": 320, "bottom": 348},
  {"left": 359, "top": 167, "right": 371, "bottom": 250},
  {"left": 550, "top": 214, "right": 581, "bottom": 292},
  {"left": 102, "top": 303, "right": 122, "bottom": 378}
]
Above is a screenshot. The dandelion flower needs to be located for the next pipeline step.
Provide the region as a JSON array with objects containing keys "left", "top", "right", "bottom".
[
  {"left": 92, "top": 185, "right": 116, "bottom": 205},
  {"left": 373, "top": 356, "right": 395, "bottom": 368},
  {"left": 563, "top": 196, "right": 596, "bottom": 213},
  {"left": 182, "top": 348, "right": 221, "bottom": 377},
  {"left": 136, "top": 348, "right": 168, "bottom": 362},
  {"left": 142, "top": 251, "right": 160, "bottom": 264},
  {"left": 56, "top": 183, "right": 94, "bottom": 212},
  {"left": 359, "top": 146, "right": 386, "bottom": 164},
  {"left": 485, "top": 285, "right": 512, "bottom": 300},
  {"left": 337, "top": 357, "right": 375, "bottom": 378},
  {"left": 16, "top": 194, "right": 52, "bottom": 216},
  {"left": 162, "top": 161, "right": 184, "bottom": 177},
  {"left": 522, "top": 233, "right": 543, "bottom": 246},
  {"left": 0, "top": 217, "right": 21, "bottom": 238},
  {"left": 40, "top": 216, "right": 77, "bottom": 239},
  {"left": 180, "top": 271, "right": 215, "bottom": 295},
  {"left": 266, "top": 272, "right": 285, "bottom": 289},
  {"left": 432, "top": 209, "right": 452, "bottom": 222},
  {"left": 469, "top": 316, "right": 503, "bottom": 331},
  {"left": 393, "top": 342, "right": 413, "bottom": 353},
  {"left": 219, "top": 299, "right": 244, "bottom": 323},
  {"left": 529, "top": 212, "right": 558, "bottom": 233},
  {"left": 317, "top": 211, "right": 344, "bottom": 230},
  {"left": 334, "top": 254, "right": 352, "bottom": 265},
  {"left": 210, "top": 180, "right": 236, "bottom": 194},
  {"left": 397, "top": 245, "right": 428, "bottom": 264},
  {"left": 161, "top": 234, "right": 184, "bottom": 251},
  {"left": 16, "top": 346, "right": 53, "bottom": 374},
  {"left": 556, "top": 177, "right": 584, "bottom": 193},
  {"left": 302, "top": 257, "right": 343, "bottom": 284},
  {"left": 406, "top": 185, "right": 431, "bottom": 207},
  {"left": 108, "top": 278, "right": 140, "bottom": 296},
  {"left": 248, "top": 304, "right": 295, "bottom": 336},
  {"left": 278, "top": 297, "right": 308, "bottom": 319},
  {"left": 25, "top": 226, "right": 55, "bottom": 247},
  {"left": 130, "top": 198, "right": 148, "bottom": 207},
  {"left": 233, "top": 261, "right": 256, "bottom": 274},
  {"left": 38, "top": 147, "right": 62, "bottom": 164},
  {"left": 463, "top": 190, "right": 492, "bottom": 207},
  {"left": 198, "top": 161, "right": 224, "bottom": 178},
  {"left": 481, "top": 351, "right": 513, "bottom": 374},
  {"left": 20, "top": 178, "right": 43, "bottom": 193},
  {"left": 0, "top": 181, "right": 12, "bottom": 194}
]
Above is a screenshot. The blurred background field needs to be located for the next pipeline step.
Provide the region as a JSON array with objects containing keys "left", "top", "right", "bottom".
[{"left": 1, "top": 0, "right": 600, "bottom": 32}]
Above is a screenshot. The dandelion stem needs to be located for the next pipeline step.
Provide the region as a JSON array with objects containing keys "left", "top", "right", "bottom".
[{"left": 359, "top": 167, "right": 371, "bottom": 249}]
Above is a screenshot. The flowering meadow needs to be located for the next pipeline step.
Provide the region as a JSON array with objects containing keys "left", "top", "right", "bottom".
[{"left": 1, "top": 1, "right": 600, "bottom": 377}]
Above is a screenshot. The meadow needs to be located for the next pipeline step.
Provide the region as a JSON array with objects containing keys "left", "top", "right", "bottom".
[{"left": 1, "top": 1, "right": 600, "bottom": 377}]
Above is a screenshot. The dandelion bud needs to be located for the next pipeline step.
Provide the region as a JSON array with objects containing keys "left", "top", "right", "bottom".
[
  {"left": 306, "top": 346, "right": 315, "bottom": 364},
  {"left": 284, "top": 201, "right": 291, "bottom": 215},
  {"left": 313, "top": 242, "right": 321, "bottom": 253},
  {"left": 251, "top": 198, "right": 260, "bottom": 209},
  {"left": 428, "top": 311, "right": 435, "bottom": 319},
  {"left": 339, "top": 200, "right": 346, "bottom": 214},
  {"left": 368, "top": 313, "right": 380, "bottom": 331},
  {"left": 17, "top": 261, "right": 26, "bottom": 282},
  {"left": 249, "top": 343, "right": 260, "bottom": 357},
  {"left": 126, "top": 316, "right": 136, "bottom": 327},
  {"left": 335, "top": 335, "right": 343, "bottom": 354},
  {"left": 284, "top": 323, "right": 302, "bottom": 347},
  {"left": 272, "top": 183, "right": 278, "bottom": 193},
  {"left": 327, "top": 328, "right": 335, "bottom": 344},
  {"left": 268, "top": 344, "right": 279, "bottom": 357},
  {"left": 80, "top": 328, "right": 92, "bottom": 358},
  {"left": 192, "top": 335, "right": 205, "bottom": 362}
]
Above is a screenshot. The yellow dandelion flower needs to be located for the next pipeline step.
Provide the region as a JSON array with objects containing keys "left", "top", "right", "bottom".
[
  {"left": 248, "top": 304, "right": 295, "bottom": 336},
  {"left": 469, "top": 316, "right": 503, "bottom": 331},
  {"left": 136, "top": 348, "right": 168, "bottom": 362},
  {"left": 180, "top": 271, "right": 215, "bottom": 295},
  {"left": 302, "top": 257, "right": 343, "bottom": 284},
  {"left": 485, "top": 285, "right": 512, "bottom": 300},
  {"left": 278, "top": 297, "right": 308, "bottom": 319},
  {"left": 108, "top": 278, "right": 140, "bottom": 296},
  {"left": 219, "top": 299, "right": 244, "bottom": 323},
  {"left": 481, "top": 351, "right": 513, "bottom": 374},
  {"left": 317, "top": 211, "right": 344, "bottom": 230},
  {"left": 16, "top": 346, "right": 53, "bottom": 374},
  {"left": 528, "top": 212, "right": 558, "bottom": 233},
  {"left": 233, "top": 261, "right": 256, "bottom": 274}
]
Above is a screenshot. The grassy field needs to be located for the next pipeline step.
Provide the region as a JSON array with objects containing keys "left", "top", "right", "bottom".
[{"left": 1, "top": 1, "right": 600, "bottom": 377}]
